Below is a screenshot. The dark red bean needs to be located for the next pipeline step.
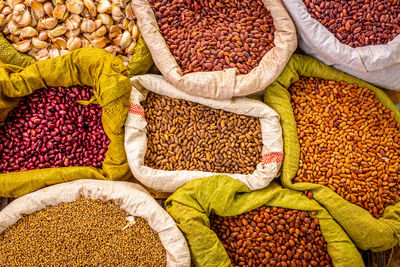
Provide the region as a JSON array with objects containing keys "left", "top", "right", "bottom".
[
  {"left": 0, "top": 86, "right": 110, "bottom": 173},
  {"left": 303, "top": 0, "right": 400, "bottom": 47}
]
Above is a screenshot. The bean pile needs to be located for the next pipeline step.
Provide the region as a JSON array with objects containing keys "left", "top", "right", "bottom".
[
  {"left": 0, "top": 86, "right": 109, "bottom": 173},
  {"left": 142, "top": 93, "right": 263, "bottom": 174},
  {"left": 303, "top": 0, "right": 400, "bottom": 47},
  {"left": 290, "top": 77, "right": 400, "bottom": 218},
  {"left": 210, "top": 206, "right": 332, "bottom": 267},
  {"left": 0, "top": 197, "right": 167, "bottom": 266},
  {"left": 149, "top": 0, "right": 275, "bottom": 74}
]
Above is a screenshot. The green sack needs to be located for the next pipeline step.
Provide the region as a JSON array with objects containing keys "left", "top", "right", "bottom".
[
  {"left": 0, "top": 33, "right": 156, "bottom": 75},
  {"left": 263, "top": 54, "right": 400, "bottom": 251},
  {"left": 165, "top": 175, "right": 364, "bottom": 267},
  {"left": 0, "top": 48, "right": 132, "bottom": 197}
]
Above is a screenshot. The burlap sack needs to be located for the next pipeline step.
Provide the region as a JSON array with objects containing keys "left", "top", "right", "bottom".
[
  {"left": 0, "top": 179, "right": 191, "bottom": 266},
  {"left": 131, "top": 0, "right": 297, "bottom": 99},
  {"left": 0, "top": 48, "right": 132, "bottom": 198},
  {"left": 264, "top": 54, "right": 400, "bottom": 251},
  {"left": 281, "top": 0, "right": 400, "bottom": 91},
  {"left": 165, "top": 175, "right": 365, "bottom": 267},
  {"left": 0, "top": 33, "right": 156, "bottom": 77},
  {"left": 124, "top": 74, "right": 284, "bottom": 192}
]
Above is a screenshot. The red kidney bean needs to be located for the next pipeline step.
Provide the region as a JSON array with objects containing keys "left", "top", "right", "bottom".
[
  {"left": 210, "top": 206, "right": 333, "bottom": 267},
  {"left": 148, "top": 0, "right": 275, "bottom": 74},
  {"left": 0, "top": 86, "right": 110, "bottom": 173},
  {"left": 303, "top": 0, "right": 400, "bottom": 47}
]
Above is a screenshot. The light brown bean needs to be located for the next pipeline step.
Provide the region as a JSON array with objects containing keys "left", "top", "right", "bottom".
[{"left": 290, "top": 77, "right": 400, "bottom": 218}]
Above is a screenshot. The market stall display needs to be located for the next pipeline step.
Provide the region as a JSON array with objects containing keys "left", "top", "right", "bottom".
[
  {"left": 281, "top": 0, "right": 400, "bottom": 91},
  {"left": 131, "top": 0, "right": 297, "bottom": 99},
  {"left": 165, "top": 175, "right": 364, "bottom": 267},
  {"left": 125, "top": 74, "right": 283, "bottom": 192},
  {"left": 264, "top": 54, "right": 400, "bottom": 251},
  {"left": 0, "top": 179, "right": 191, "bottom": 266},
  {"left": 0, "top": 48, "right": 132, "bottom": 197},
  {"left": 0, "top": 0, "right": 399, "bottom": 264}
]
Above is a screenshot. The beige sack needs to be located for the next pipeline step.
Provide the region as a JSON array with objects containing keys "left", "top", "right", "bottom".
[
  {"left": 0, "top": 180, "right": 191, "bottom": 267},
  {"left": 131, "top": 0, "right": 297, "bottom": 99},
  {"left": 125, "top": 75, "right": 284, "bottom": 192},
  {"left": 281, "top": 0, "right": 400, "bottom": 91}
]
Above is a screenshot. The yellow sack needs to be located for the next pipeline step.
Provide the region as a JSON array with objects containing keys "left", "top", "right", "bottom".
[
  {"left": 264, "top": 54, "right": 400, "bottom": 251},
  {"left": 0, "top": 33, "right": 155, "bottom": 75},
  {"left": 165, "top": 175, "right": 364, "bottom": 267},
  {"left": 0, "top": 48, "right": 132, "bottom": 197}
]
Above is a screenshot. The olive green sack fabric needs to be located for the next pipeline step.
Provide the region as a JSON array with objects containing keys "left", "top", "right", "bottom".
[
  {"left": 263, "top": 54, "right": 400, "bottom": 251},
  {"left": 0, "top": 48, "right": 132, "bottom": 197},
  {"left": 0, "top": 34, "right": 36, "bottom": 68},
  {"left": 165, "top": 175, "right": 364, "bottom": 267},
  {"left": 0, "top": 33, "right": 156, "bottom": 75}
]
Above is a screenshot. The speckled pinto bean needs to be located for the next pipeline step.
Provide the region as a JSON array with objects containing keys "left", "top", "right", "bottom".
[
  {"left": 210, "top": 206, "right": 332, "bottom": 267},
  {"left": 290, "top": 77, "right": 400, "bottom": 218},
  {"left": 303, "top": 0, "right": 400, "bottom": 47},
  {"left": 0, "top": 86, "right": 110, "bottom": 173},
  {"left": 149, "top": 0, "right": 275, "bottom": 74},
  {"left": 142, "top": 92, "right": 263, "bottom": 174}
]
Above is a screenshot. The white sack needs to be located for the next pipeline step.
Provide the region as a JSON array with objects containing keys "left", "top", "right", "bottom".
[
  {"left": 131, "top": 0, "right": 297, "bottom": 99},
  {"left": 125, "top": 74, "right": 284, "bottom": 192},
  {"left": 282, "top": 0, "right": 400, "bottom": 91},
  {"left": 0, "top": 179, "right": 191, "bottom": 267}
]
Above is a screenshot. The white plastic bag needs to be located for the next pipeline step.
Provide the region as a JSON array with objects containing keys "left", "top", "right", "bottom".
[
  {"left": 125, "top": 75, "right": 284, "bottom": 192},
  {"left": 131, "top": 0, "right": 297, "bottom": 99},
  {"left": 0, "top": 179, "right": 191, "bottom": 267},
  {"left": 282, "top": 0, "right": 400, "bottom": 91}
]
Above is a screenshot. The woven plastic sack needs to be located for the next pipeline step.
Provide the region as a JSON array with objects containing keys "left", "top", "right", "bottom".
[
  {"left": 0, "top": 33, "right": 155, "bottom": 75},
  {"left": 131, "top": 0, "right": 297, "bottom": 99},
  {"left": 165, "top": 175, "right": 364, "bottom": 267},
  {"left": 264, "top": 54, "right": 400, "bottom": 251},
  {"left": 281, "top": 0, "right": 400, "bottom": 91},
  {"left": 0, "top": 48, "right": 132, "bottom": 197},
  {"left": 0, "top": 179, "right": 191, "bottom": 266},
  {"left": 124, "top": 74, "right": 283, "bottom": 192}
]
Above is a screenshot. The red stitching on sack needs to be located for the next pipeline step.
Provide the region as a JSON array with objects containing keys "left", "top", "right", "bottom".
[
  {"left": 261, "top": 152, "right": 284, "bottom": 165},
  {"left": 129, "top": 104, "right": 145, "bottom": 118}
]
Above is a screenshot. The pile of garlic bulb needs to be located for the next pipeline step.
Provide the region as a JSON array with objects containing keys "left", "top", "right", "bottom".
[{"left": 0, "top": 0, "right": 139, "bottom": 63}]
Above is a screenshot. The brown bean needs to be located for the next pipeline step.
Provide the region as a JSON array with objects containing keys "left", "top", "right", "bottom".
[
  {"left": 142, "top": 93, "right": 263, "bottom": 174},
  {"left": 210, "top": 206, "right": 333, "bottom": 266},
  {"left": 148, "top": 0, "right": 275, "bottom": 74},
  {"left": 303, "top": 0, "right": 400, "bottom": 47},
  {"left": 290, "top": 77, "right": 400, "bottom": 218}
]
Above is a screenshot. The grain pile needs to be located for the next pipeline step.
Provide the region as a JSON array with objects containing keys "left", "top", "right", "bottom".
[{"left": 0, "top": 196, "right": 167, "bottom": 266}]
